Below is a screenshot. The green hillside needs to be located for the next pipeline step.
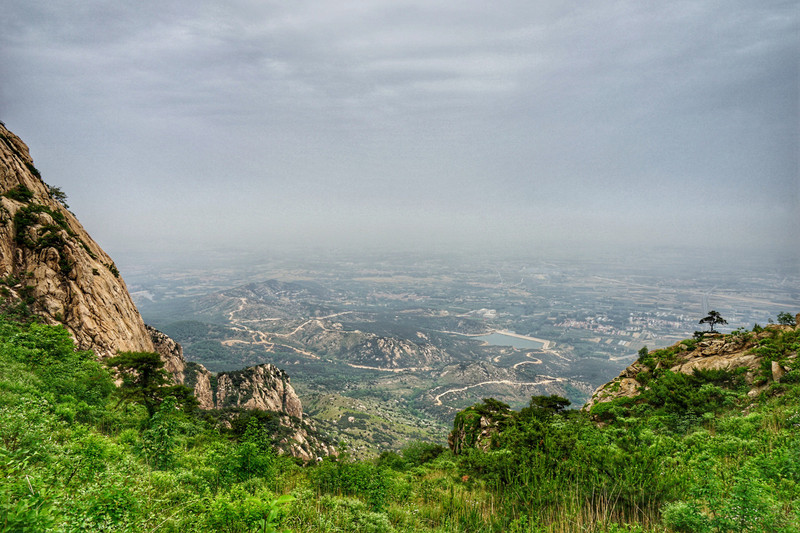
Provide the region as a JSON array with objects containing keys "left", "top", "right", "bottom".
[{"left": 1, "top": 312, "right": 798, "bottom": 532}]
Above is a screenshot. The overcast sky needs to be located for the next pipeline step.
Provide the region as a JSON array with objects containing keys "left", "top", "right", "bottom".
[{"left": 1, "top": 1, "right": 797, "bottom": 262}]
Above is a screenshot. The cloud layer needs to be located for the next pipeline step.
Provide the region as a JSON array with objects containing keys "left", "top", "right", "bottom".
[{"left": 2, "top": 1, "right": 797, "bottom": 257}]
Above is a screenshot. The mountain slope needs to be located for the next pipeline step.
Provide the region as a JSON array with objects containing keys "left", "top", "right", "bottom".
[{"left": 0, "top": 122, "right": 154, "bottom": 357}]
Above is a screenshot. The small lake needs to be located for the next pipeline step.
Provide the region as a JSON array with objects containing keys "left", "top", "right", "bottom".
[{"left": 475, "top": 332, "right": 545, "bottom": 350}]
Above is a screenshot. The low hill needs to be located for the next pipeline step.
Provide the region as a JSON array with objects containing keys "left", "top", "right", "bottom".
[{"left": 586, "top": 316, "right": 799, "bottom": 412}]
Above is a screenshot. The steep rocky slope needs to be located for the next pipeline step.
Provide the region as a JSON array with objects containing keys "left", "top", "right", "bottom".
[
  {"left": 0, "top": 122, "right": 333, "bottom": 460},
  {"left": 0, "top": 122, "right": 154, "bottom": 357}
]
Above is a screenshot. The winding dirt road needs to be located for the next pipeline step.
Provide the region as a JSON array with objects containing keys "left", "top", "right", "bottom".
[{"left": 433, "top": 377, "right": 566, "bottom": 406}]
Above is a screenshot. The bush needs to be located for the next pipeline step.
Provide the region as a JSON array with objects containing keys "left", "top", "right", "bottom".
[
  {"left": 661, "top": 501, "right": 711, "bottom": 533},
  {"left": 780, "top": 370, "right": 800, "bottom": 384},
  {"left": 3, "top": 185, "right": 34, "bottom": 203},
  {"left": 311, "top": 460, "right": 389, "bottom": 511},
  {"left": 401, "top": 441, "right": 445, "bottom": 468}
]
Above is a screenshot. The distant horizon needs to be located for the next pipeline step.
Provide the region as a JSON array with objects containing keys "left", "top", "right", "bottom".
[{"left": 112, "top": 238, "right": 799, "bottom": 287}]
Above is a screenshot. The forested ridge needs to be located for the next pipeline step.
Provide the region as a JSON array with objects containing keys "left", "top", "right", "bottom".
[{"left": 1, "top": 312, "right": 798, "bottom": 532}]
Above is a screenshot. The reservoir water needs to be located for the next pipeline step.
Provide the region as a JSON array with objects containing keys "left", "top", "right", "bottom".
[{"left": 475, "top": 332, "right": 545, "bottom": 350}]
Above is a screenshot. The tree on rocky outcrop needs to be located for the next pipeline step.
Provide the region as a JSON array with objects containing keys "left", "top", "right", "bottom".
[
  {"left": 46, "top": 183, "right": 69, "bottom": 208},
  {"left": 699, "top": 310, "right": 727, "bottom": 333},
  {"left": 475, "top": 397, "right": 511, "bottom": 416},
  {"left": 777, "top": 312, "right": 795, "bottom": 326},
  {"left": 637, "top": 346, "right": 649, "bottom": 360}
]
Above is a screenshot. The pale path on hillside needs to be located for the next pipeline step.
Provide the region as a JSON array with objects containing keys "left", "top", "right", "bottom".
[
  {"left": 271, "top": 312, "right": 354, "bottom": 338},
  {"left": 227, "top": 297, "right": 248, "bottom": 322},
  {"left": 433, "top": 377, "right": 566, "bottom": 406},
  {"left": 223, "top": 305, "right": 355, "bottom": 360},
  {"left": 513, "top": 354, "right": 543, "bottom": 369},
  {"left": 346, "top": 363, "right": 434, "bottom": 373}
]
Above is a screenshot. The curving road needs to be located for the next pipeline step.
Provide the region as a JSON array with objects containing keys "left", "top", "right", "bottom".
[{"left": 433, "top": 377, "right": 565, "bottom": 406}]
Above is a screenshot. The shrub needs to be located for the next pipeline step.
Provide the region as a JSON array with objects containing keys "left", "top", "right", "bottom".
[
  {"left": 401, "top": 440, "right": 445, "bottom": 468},
  {"left": 46, "top": 184, "right": 69, "bottom": 208},
  {"left": 661, "top": 501, "right": 711, "bottom": 533},
  {"left": 3, "top": 185, "right": 34, "bottom": 203},
  {"left": 311, "top": 460, "right": 389, "bottom": 511},
  {"left": 104, "top": 262, "right": 120, "bottom": 278},
  {"left": 780, "top": 370, "right": 800, "bottom": 384},
  {"left": 680, "top": 338, "right": 697, "bottom": 351},
  {"left": 25, "top": 162, "right": 42, "bottom": 180}
]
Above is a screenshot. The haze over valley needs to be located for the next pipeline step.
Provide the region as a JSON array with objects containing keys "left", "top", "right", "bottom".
[{"left": 126, "top": 248, "right": 797, "bottom": 456}]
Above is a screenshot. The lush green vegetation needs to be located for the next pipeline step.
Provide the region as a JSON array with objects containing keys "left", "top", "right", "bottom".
[
  {"left": 1, "top": 314, "right": 798, "bottom": 532},
  {"left": 0, "top": 315, "right": 295, "bottom": 532}
]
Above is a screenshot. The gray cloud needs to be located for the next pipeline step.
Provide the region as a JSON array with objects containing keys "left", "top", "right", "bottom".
[{"left": 1, "top": 0, "right": 796, "bottom": 259}]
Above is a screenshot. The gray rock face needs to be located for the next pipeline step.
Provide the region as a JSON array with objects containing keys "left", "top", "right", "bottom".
[
  {"left": 148, "top": 325, "right": 187, "bottom": 384},
  {"left": 214, "top": 364, "right": 303, "bottom": 417}
]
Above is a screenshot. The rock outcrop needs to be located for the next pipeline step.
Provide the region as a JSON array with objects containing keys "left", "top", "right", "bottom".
[
  {"left": 0, "top": 122, "right": 154, "bottom": 357},
  {"left": 180, "top": 362, "right": 335, "bottom": 460},
  {"left": 585, "top": 323, "right": 799, "bottom": 410},
  {"left": 149, "top": 327, "right": 305, "bottom": 418},
  {"left": 148, "top": 325, "right": 188, "bottom": 384},
  {"left": 448, "top": 400, "right": 512, "bottom": 454},
  {"left": 214, "top": 364, "right": 303, "bottom": 415}
]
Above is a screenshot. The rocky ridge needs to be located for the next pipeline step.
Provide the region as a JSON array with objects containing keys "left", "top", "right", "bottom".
[
  {"left": 0, "top": 123, "right": 332, "bottom": 460},
  {"left": 585, "top": 316, "right": 800, "bottom": 410},
  {"left": 149, "top": 324, "right": 302, "bottom": 414}
]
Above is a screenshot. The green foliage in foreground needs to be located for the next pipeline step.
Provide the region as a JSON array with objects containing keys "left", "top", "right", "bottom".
[{"left": 1, "top": 315, "right": 799, "bottom": 532}]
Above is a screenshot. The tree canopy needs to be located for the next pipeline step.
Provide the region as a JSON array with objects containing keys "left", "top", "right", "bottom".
[{"left": 699, "top": 310, "right": 728, "bottom": 332}]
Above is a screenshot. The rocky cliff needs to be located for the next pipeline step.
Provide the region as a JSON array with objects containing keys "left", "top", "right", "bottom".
[
  {"left": 149, "top": 324, "right": 303, "bottom": 415},
  {"left": 184, "top": 361, "right": 335, "bottom": 460},
  {"left": 0, "top": 122, "right": 154, "bottom": 357},
  {"left": 0, "top": 122, "right": 333, "bottom": 460},
  {"left": 157, "top": 334, "right": 335, "bottom": 460},
  {"left": 585, "top": 317, "right": 800, "bottom": 410},
  {"left": 213, "top": 364, "right": 303, "bottom": 414}
]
